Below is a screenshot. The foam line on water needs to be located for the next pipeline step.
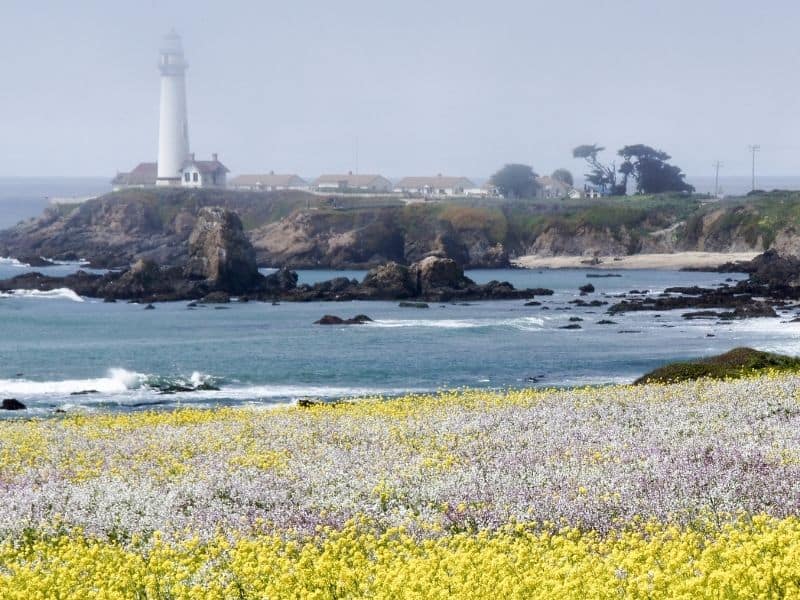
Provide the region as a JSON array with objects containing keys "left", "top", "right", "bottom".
[
  {"left": 367, "top": 316, "right": 545, "bottom": 331},
  {"left": 0, "top": 257, "right": 28, "bottom": 268},
  {"left": 0, "top": 368, "right": 146, "bottom": 396},
  {"left": 0, "top": 288, "right": 84, "bottom": 302}
]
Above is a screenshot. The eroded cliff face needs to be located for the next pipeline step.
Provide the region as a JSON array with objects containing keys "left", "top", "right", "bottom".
[
  {"left": 526, "top": 225, "right": 637, "bottom": 257},
  {"left": 2, "top": 189, "right": 798, "bottom": 270},
  {"left": 524, "top": 208, "right": 774, "bottom": 259},
  {"left": 248, "top": 209, "right": 509, "bottom": 269}
]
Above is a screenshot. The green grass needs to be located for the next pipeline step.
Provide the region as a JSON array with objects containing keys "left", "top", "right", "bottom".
[{"left": 634, "top": 347, "right": 800, "bottom": 385}]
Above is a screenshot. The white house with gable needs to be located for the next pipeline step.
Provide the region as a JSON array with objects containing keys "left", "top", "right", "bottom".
[{"left": 180, "top": 154, "right": 229, "bottom": 188}]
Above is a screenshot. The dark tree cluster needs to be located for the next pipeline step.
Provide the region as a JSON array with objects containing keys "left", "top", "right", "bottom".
[
  {"left": 489, "top": 164, "right": 539, "bottom": 199},
  {"left": 573, "top": 143, "right": 693, "bottom": 195}
]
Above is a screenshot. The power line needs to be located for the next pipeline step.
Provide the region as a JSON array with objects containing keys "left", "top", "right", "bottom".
[{"left": 747, "top": 145, "right": 761, "bottom": 192}]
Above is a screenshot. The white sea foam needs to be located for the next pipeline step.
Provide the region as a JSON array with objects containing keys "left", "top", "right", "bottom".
[
  {"left": 0, "top": 366, "right": 412, "bottom": 407},
  {"left": 368, "top": 316, "right": 545, "bottom": 331},
  {"left": 0, "top": 257, "right": 28, "bottom": 268},
  {"left": 0, "top": 368, "right": 147, "bottom": 397},
  {"left": 0, "top": 288, "right": 84, "bottom": 302}
]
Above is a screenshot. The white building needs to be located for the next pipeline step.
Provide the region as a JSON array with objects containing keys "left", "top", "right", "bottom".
[
  {"left": 312, "top": 173, "right": 392, "bottom": 192},
  {"left": 536, "top": 176, "right": 572, "bottom": 199},
  {"left": 229, "top": 172, "right": 308, "bottom": 191},
  {"left": 156, "top": 31, "right": 191, "bottom": 186},
  {"left": 394, "top": 175, "right": 475, "bottom": 197},
  {"left": 111, "top": 33, "right": 231, "bottom": 191},
  {"left": 180, "top": 154, "right": 229, "bottom": 188}
]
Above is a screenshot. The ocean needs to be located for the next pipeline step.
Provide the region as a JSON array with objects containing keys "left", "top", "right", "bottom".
[
  {"left": 1, "top": 261, "right": 798, "bottom": 417},
  {"left": 0, "top": 177, "right": 109, "bottom": 229}
]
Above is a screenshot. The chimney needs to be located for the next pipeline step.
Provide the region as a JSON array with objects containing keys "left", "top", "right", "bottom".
[{"left": 212, "top": 153, "right": 218, "bottom": 162}]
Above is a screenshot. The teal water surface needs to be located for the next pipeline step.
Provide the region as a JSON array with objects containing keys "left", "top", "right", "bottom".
[{"left": 2, "top": 263, "right": 795, "bottom": 416}]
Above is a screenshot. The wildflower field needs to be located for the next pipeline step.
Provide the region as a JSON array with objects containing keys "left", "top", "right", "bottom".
[{"left": 2, "top": 376, "right": 800, "bottom": 598}]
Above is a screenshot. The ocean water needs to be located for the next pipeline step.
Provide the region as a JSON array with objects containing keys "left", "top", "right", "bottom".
[
  {"left": 2, "top": 262, "right": 799, "bottom": 417},
  {"left": 0, "top": 177, "right": 109, "bottom": 229}
]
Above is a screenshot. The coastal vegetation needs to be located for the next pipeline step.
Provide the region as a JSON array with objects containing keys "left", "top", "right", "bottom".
[
  {"left": 634, "top": 347, "right": 800, "bottom": 384},
  {"left": 2, "top": 376, "right": 800, "bottom": 596},
  {"left": 488, "top": 163, "right": 539, "bottom": 199},
  {"left": 573, "top": 143, "right": 694, "bottom": 195}
]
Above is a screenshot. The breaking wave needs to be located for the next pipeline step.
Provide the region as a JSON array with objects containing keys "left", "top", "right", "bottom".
[
  {"left": 0, "top": 257, "right": 28, "bottom": 268},
  {"left": 0, "top": 288, "right": 84, "bottom": 302},
  {"left": 0, "top": 368, "right": 424, "bottom": 411}
]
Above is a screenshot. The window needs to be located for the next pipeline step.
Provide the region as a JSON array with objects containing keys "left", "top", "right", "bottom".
[
  {"left": 192, "top": 172, "right": 199, "bottom": 182},
  {"left": 184, "top": 172, "right": 190, "bottom": 182}
]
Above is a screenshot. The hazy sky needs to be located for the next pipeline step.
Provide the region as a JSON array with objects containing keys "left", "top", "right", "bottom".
[{"left": 1, "top": 0, "right": 799, "bottom": 178}]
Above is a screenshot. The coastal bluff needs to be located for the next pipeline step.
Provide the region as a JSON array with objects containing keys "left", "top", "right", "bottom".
[
  {"left": 6, "top": 188, "right": 800, "bottom": 272},
  {"left": 0, "top": 206, "right": 545, "bottom": 303}
]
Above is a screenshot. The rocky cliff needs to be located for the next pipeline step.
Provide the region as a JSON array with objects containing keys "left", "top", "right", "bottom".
[
  {"left": 0, "top": 189, "right": 509, "bottom": 269},
  {"left": 4, "top": 189, "right": 800, "bottom": 270},
  {"left": 249, "top": 206, "right": 508, "bottom": 269}
]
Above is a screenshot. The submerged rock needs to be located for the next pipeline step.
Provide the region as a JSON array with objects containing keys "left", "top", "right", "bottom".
[
  {"left": 398, "top": 301, "right": 429, "bottom": 308},
  {"left": 1, "top": 399, "right": 26, "bottom": 410},
  {"left": 199, "top": 291, "right": 231, "bottom": 304},
  {"left": 314, "top": 314, "right": 374, "bottom": 325}
]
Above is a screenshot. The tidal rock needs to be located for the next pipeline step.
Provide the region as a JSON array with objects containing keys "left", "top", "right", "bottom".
[
  {"left": 361, "top": 262, "right": 416, "bottom": 299},
  {"left": 559, "top": 323, "right": 582, "bottom": 330},
  {"left": 19, "top": 255, "right": 56, "bottom": 267},
  {"left": 263, "top": 267, "right": 298, "bottom": 293},
  {"left": 184, "top": 207, "right": 261, "bottom": 293},
  {"left": 398, "top": 301, "right": 429, "bottom": 308},
  {"left": 199, "top": 291, "right": 231, "bottom": 304},
  {"left": 579, "top": 283, "right": 595, "bottom": 294},
  {"left": 411, "top": 256, "right": 466, "bottom": 294},
  {"left": 1, "top": 399, "right": 26, "bottom": 410},
  {"left": 144, "top": 303, "right": 156, "bottom": 310},
  {"left": 314, "top": 314, "right": 374, "bottom": 325}
]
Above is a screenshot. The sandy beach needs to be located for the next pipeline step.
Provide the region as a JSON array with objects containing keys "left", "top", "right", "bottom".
[{"left": 512, "top": 251, "right": 761, "bottom": 270}]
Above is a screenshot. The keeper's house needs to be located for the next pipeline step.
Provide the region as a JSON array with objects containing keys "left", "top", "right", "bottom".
[
  {"left": 394, "top": 175, "right": 475, "bottom": 197},
  {"left": 312, "top": 172, "right": 392, "bottom": 193},
  {"left": 112, "top": 153, "right": 228, "bottom": 190},
  {"left": 229, "top": 172, "right": 308, "bottom": 191}
]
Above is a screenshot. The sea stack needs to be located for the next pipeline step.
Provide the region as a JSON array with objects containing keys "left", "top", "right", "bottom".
[{"left": 156, "top": 30, "right": 190, "bottom": 186}]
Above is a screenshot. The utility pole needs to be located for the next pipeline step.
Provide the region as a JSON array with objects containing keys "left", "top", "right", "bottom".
[
  {"left": 747, "top": 145, "right": 760, "bottom": 192},
  {"left": 712, "top": 160, "right": 723, "bottom": 197}
]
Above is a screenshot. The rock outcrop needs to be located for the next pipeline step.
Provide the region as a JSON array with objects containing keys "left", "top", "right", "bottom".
[
  {"left": 185, "top": 207, "right": 261, "bottom": 293},
  {"left": 0, "top": 254, "right": 547, "bottom": 303}
]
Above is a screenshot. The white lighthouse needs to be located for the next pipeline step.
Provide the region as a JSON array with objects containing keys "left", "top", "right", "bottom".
[{"left": 156, "top": 31, "right": 190, "bottom": 186}]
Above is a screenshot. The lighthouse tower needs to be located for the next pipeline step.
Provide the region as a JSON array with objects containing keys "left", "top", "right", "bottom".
[{"left": 156, "top": 31, "right": 190, "bottom": 186}]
